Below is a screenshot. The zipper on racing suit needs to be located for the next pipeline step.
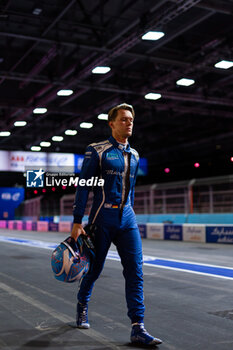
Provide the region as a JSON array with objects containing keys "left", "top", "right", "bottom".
[{"left": 120, "top": 151, "right": 131, "bottom": 215}]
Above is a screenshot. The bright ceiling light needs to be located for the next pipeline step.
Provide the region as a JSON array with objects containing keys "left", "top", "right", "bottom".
[
  {"left": 14, "top": 121, "right": 27, "bottom": 127},
  {"left": 31, "top": 146, "right": 41, "bottom": 151},
  {"left": 142, "top": 31, "right": 165, "bottom": 41},
  {"left": 176, "top": 78, "right": 195, "bottom": 86},
  {"left": 144, "top": 93, "right": 162, "bottom": 100},
  {"left": 0, "top": 131, "right": 11, "bottom": 137},
  {"left": 52, "top": 136, "right": 64, "bottom": 142},
  {"left": 33, "top": 107, "right": 47, "bottom": 114},
  {"left": 65, "top": 129, "right": 77, "bottom": 135},
  {"left": 98, "top": 113, "right": 108, "bottom": 120},
  {"left": 214, "top": 60, "right": 233, "bottom": 69},
  {"left": 92, "top": 66, "right": 111, "bottom": 74},
  {"left": 57, "top": 89, "right": 73, "bottom": 96},
  {"left": 40, "top": 141, "right": 51, "bottom": 147},
  {"left": 80, "top": 122, "right": 93, "bottom": 129},
  {"left": 33, "top": 8, "right": 42, "bottom": 15}
]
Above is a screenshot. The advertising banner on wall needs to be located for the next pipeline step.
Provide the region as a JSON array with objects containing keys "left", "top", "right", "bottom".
[
  {"left": 183, "top": 224, "right": 206, "bottom": 242},
  {"left": 164, "top": 225, "right": 183, "bottom": 241},
  {"left": 206, "top": 226, "right": 233, "bottom": 244},
  {"left": 147, "top": 224, "right": 164, "bottom": 240},
  {"left": 0, "top": 150, "right": 84, "bottom": 173},
  {"left": 0, "top": 150, "right": 146, "bottom": 176}
]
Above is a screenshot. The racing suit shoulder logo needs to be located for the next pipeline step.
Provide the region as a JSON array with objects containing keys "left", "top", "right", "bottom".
[
  {"left": 90, "top": 141, "right": 112, "bottom": 155},
  {"left": 95, "top": 145, "right": 104, "bottom": 152}
]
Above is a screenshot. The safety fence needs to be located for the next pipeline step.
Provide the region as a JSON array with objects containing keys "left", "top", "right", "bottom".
[{"left": 133, "top": 175, "right": 233, "bottom": 214}]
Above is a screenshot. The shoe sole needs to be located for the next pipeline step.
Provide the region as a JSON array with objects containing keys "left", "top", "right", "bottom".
[
  {"left": 77, "top": 324, "right": 90, "bottom": 329},
  {"left": 131, "top": 338, "right": 163, "bottom": 346}
]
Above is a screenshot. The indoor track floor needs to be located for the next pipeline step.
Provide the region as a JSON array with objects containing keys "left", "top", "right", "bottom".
[{"left": 0, "top": 230, "right": 233, "bottom": 350}]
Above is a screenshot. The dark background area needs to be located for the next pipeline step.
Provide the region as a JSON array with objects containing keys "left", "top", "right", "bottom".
[{"left": 1, "top": 0, "right": 233, "bottom": 190}]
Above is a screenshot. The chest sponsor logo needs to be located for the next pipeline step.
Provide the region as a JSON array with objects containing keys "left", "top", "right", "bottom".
[{"left": 106, "top": 151, "right": 119, "bottom": 160}]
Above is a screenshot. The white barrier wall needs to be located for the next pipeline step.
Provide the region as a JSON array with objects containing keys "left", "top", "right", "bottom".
[
  {"left": 147, "top": 224, "right": 164, "bottom": 240},
  {"left": 1, "top": 220, "right": 233, "bottom": 244},
  {"left": 182, "top": 224, "right": 206, "bottom": 243}
]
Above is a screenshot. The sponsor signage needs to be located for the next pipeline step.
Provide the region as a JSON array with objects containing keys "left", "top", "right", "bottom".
[
  {"left": 26, "top": 221, "right": 32, "bottom": 231},
  {"left": 15, "top": 220, "right": 23, "bottom": 230},
  {"left": 0, "top": 150, "right": 144, "bottom": 175},
  {"left": 0, "top": 150, "right": 84, "bottom": 173},
  {"left": 31, "top": 222, "right": 37, "bottom": 231},
  {"left": 0, "top": 220, "right": 6, "bottom": 228},
  {"left": 147, "top": 224, "right": 164, "bottom": 240},
  {"left": 206, "top": 226, "right": 233, "bottom": 244},
  {"left": 183, "top": 224, "right": 206, "bottom": 243},
  {"left": 164, "top": 225, "right": 182, "bottom": 241},
  {"left": 49, "top": 222, "right": 59, "bottom": 231},
  {"left": 8, "top": 220, "right": 14, "bottom": 229},
  {"left": 59, "top": 221, "right": 72, "bottom": 232},
  {"left": 37, "top": 221, "right": 49, "bottom": 232}
]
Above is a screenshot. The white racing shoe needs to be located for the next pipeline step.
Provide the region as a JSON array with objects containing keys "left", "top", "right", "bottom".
[{"left": 131, "top": 323, "right": 162, "bottom": 346}]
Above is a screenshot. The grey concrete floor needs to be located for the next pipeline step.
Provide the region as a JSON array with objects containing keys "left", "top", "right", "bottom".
[{"left": 0, "top": 230, "right": 233, "bottom": 350}]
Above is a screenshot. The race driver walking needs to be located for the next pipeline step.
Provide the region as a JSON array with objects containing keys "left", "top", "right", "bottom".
[{"left": 71, "top": 103, "right": 162, "bottom": 346}]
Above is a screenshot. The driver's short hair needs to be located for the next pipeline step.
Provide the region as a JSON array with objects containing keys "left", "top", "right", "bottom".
[{"left": 108, "top": 103, "right": 135, "bottom": 122}]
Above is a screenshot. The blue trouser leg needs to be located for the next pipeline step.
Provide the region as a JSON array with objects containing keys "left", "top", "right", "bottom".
[
  {"left": 78, "top": 226, "right": 111, "bottom": 304},
  {"left": 115, "top": 226, "right": 145, "bottom": 324}
]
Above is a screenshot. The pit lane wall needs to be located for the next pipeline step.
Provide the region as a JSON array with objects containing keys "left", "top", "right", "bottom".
[{"left": 0, "top": 219, "right": 233, "bottom": 244}]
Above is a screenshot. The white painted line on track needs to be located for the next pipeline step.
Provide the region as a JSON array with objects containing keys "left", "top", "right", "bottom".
[
  {"left": 1, "top": 235, "right": 233, "bottom": 280},
  {"left": 0, "top": 281, "right": 121, "bottom": 350},
  {"left": 0, "top": 271, "right": 129, "bottom": 331}
]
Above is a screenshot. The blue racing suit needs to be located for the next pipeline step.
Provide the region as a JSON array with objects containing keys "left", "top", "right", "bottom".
[{"left": 73, "top": 135, "right": 145, "bottom": 323}]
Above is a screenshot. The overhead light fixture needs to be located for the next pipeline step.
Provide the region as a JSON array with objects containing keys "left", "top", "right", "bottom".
[
  {"left": 33, "top": 8, "right": 42, "bottom": 15},
  {"left": 80, "top": 122, "right": 93, "bottom": 129},
  {"left": 98, "top": 113, "right": 108, "bottom": 120},
  {"left": 92, "top": 66, "right": 111, "bottom": 74},
  {"left": 33, "top": 107, "right": 47, "bottom": 114},
  {"left": 65, "top": 129, "right": 77, "bottom": 136},
  {"left": 0, "top": 131, "right": 11, "bottom": 137},
  {"left": 142, "top": 31, "right": 165, "bottom": 41},
  {"left": 31, "top": 146, "right": 41, "bottom": 151},
  {"left": 14, "top": 121, "right": 27, "bottom": 127},
  {"left": 40, "top": 141, "right": 51, "bottom": 147},
  {"left": 52, "top": 136, "right": 63, "bottom": 142},
  {"left": 57, "top": 89, "right": 73, "bottom": 96},
  {"left": 176, "top": 78, "right": 195, "bottom": 86},
  {"left": 214, "top": 60, "right": 233, "bottom": 69},
  {"left": 144, "top": 93, "right": 162, "bottom": 100}
]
